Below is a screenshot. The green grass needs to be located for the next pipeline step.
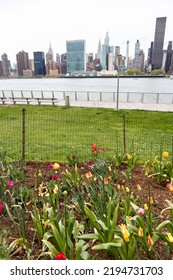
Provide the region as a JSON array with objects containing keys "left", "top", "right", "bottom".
[{"left": 0, "top": 105, "right": 173, "bottom": 162}]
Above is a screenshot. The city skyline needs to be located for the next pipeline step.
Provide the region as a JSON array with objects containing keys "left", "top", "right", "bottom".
[{"left": 0, "top": 0, "right": 173, "bottom": 65}]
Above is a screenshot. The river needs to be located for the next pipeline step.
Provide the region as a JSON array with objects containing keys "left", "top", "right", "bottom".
[{"left": 0, "top": 77, "right": 173, "bottom": 93}]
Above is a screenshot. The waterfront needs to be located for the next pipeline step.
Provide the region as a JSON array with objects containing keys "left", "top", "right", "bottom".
[
  {"left": 0, "top": 77, "right": 173, "bottom": 93},
  {"left": 0, "top": 77, "right": 173, "bottom": 107}
]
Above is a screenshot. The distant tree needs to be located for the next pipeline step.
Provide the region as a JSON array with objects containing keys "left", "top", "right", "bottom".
[
  {"left": 150, "top": 69, "right": 166, "bottom": 75},
  {"left": 125, "top": 69, "right": 145, "bottom": 76}
]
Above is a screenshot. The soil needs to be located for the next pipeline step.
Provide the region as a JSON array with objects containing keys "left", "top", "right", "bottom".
[{"left": 1, "top": 161, "right": 173, "bottom": 260}]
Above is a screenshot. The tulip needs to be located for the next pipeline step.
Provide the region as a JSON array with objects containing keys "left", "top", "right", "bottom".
[
  {"left": 7, "top": 181, "right": 14, "bottom": 188},
  {"left": 53, "top": 163, "right": 60, "bottom": 170},
  {"left": 126, "top": 154, "right": 131, "bottom": 160},
  {"left": 138, "top": 227, "right": 144, "bottom": 237},
  {"left": 148, "top": 196, "right": 154, "bottom": 204},
  {"left": 104, "top": 178, "right": 109, "bottom": 184},
  {"left": 85, "top": 171, "right": 93, "bottom": 179},
  {"left": 125, "top": 187, "right": 130, "bottom": 192},
  {"left": 52, "top": 174, "right": 58, "bottom": 180},
  {"left": 136, "top": 184, "right": 142, "bottom": 191},
  {"left": 0, "top": 204, "right": 4, "bottom": 214},
  {"left": 166, "top": 233, "right": 173, "bottom": 243},
  {"left": 91, "top": 143, "right": 97, "bottom": 152},
  {"left": 49, "top": 163, "right": 54, "bottom": 169},
  {"left": 138, "top": 208, "right": 145, "bottom": 215},
  {"left": 144, "top": 203, "right": 148, "bottom": 210},
  {"left": 162, "top": 151, "right": 169, "bottom": 158},
  {"left": 147, "top": 234, "right": 154, "bottom": 246},
  {"left": 119, "top": 224, "right": 130, "bottom": 242},
  {"left": 53, "top": 185, "right": 58, "bottom": 194},
  {"left": 54, "top": 252, "right": 66, "bottom": 260},
  {"left": 167, "top": 183, "right": 173, "bottom": 192}
]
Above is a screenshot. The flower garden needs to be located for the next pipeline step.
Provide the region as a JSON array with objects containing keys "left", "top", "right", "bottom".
[{"left": 0, "top": 144, "right": 173, "bottom": 260}]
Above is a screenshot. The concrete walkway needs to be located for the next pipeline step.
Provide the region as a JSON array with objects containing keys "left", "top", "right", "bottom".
[{"left": 57, "top": 100, "right": 173, "bottom": 112}]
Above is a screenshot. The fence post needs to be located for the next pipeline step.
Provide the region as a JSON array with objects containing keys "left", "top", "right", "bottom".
[
  {"left": 22, "top": 108, "right": 26, "bottom": 164},
  {"left": 123, "top": 112, "right": 126, "bottom": 154}
]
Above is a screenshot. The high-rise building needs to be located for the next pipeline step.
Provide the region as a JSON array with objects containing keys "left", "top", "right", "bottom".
[
  {"left": 46, "top": 42, "right": 53, "bottom": 63},
  {"left": 0, "top": 61, "right": 3, "bottom": 76},
  {"left": 133, "top": 40, "right": 140, "bottom": 69},
  {"left": 104, "top": 32, "right": 109, "bottom": 46},
  {"left": 33, "top": 52, "right": 46, "bottom": 76},
  {"left": 1, "top": 53, "right": 10, "bottom": 76},
  {"left": 165, "top": 41, "right": 173, "bottom": 73},
  {"left": 101, "top": 44, "right": 109, "bottom": 70},
  {"left": 125, "top": 41, "right": 129, "bottom": 69},
  {"left": 152, "top": 17, "right": 167, "bottom": 70},
  {"left": 66, "top": 40, "right": 86, "bottom": 73},
  {"left": 115, "top": 46, "right": 120, "bottom": 56},
  {"left": 16, "top": 50, "right": 29, "bottom": 76},
  {"left": 96, "top": 38, "right": 101, "bottom": 59}
]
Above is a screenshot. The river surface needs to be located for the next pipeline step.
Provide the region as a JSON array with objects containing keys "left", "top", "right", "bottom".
[{"left": 0, "top": 77, "right": 173, "bottom": 93}]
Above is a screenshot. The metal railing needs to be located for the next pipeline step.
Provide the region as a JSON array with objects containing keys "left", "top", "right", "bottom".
[{"left": 0, "top": 90, "right": 173, "bottom": 106}]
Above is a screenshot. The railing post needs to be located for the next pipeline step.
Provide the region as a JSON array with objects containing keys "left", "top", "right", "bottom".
[
  {"left": 156, "top": 93, "right": 159, "bottom": 103},
  {"left": 65, "top": 96, "right": 70, "bottom": 106},
  {"left": 141, "top": 93, "right": 144, "bottom": 103},
  {"left": 22, "top": 108, "right": 26, "bottom": 164}
]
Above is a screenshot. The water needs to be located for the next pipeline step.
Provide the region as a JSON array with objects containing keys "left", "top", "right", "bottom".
[
  {"left": 0, "top": 77, "right": 173, "bottom": 93},
  {"left": 0, "top": 77, "right": 173, "bottom": 104}
]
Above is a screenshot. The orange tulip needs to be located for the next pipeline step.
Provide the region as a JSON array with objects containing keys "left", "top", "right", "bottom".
[
  {"left": 147, "top": 234, "right": 154, "bottom": 246},
  {"left": 91, "top": 143, "right": 97, "bottom": 152},
  {"left": 167, "top": 183, "right": 173, "bottom": 192}
]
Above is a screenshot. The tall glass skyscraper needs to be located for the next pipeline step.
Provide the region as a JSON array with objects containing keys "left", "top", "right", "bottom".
[
  {"left": 33, "top": 52, "right": 46, "bottom": 76},
  {"left": 66, "top": 40, "right": 86, "bottom": 73},
  {"left": 152, "top": 17, "right": 167, "bottom": 70}
]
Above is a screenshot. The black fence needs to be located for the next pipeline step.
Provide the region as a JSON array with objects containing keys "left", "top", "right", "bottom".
[{"left": 0, "top": 105, "right": 173, "bottom": 163}]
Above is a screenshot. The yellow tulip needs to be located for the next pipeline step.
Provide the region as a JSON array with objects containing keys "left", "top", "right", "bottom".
[
  {"left": 119, "top": 224, "right": 130, "bottom": 242},
  {"left": 166, "top": 233, "right": 173, "bottom": 243},
  {"left": 126, "top": 154, "right": 131, "bottom": 160},
  {"left": 53, "top": 163, "right": 60, "bottom": 170},
  {"left": 138, "top": 227, "right": 143, "bottom": 237},
  {"left": 162, "top": 151, "right": 169, "bottom": 158}
]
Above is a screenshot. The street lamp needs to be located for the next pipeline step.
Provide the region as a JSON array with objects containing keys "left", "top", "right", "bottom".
[{"left": 116, "top": 67, "right": 120, "bottom": 110}]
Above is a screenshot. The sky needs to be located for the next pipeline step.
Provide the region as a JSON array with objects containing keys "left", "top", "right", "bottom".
[{"left": 0, "top": 0, "right": 173, "bottom": 65}]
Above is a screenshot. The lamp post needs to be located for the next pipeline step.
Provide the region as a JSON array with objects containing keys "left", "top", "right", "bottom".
[{"left": 116, "top": 67, "right": 120, "bottom": 110}]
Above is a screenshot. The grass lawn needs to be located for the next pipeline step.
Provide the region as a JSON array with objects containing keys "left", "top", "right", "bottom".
[{"left": 0, "top": 105, "right": 173, "bottom": 162}]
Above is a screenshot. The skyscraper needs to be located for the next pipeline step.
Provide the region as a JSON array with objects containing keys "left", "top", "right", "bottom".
[
  {"left": 152, "top": 17, "right": 167, "bottom": 70},
  {"left": 165, "top": 41, "right": 173, "bottom": 73},
  {"left": 33, "top": 52, "right": 46, "bottom": 76},
  {"left": 46, "top": 42, "right": 53, "bottom": 63},
  {"left": 66, "top": 40, "right": 86, "bottom": 73},
  {"left": 133, "top": 40, "right": 140, "bottom": 69},
  {"left": 104, "top": 32, "right": 109, "bottom": 46},
  {"left": 125, "top": 41, "right": 129, "bottom": 69},
  {"left": 1, "top": 53, "right": 10, "bottom": 76},
  {"left": 16, "top": 50, "right": 29, "bottom": 76},
  {"left": 96, "top": 38, "right": 101, "bottom": 59}
]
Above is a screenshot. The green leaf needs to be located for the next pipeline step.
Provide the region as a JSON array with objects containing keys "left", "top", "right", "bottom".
[
  {"left": 48, "top": 222, "right": 65, "bottom": 253},
  {"left": 42, "top": 240, "right": 58, "bottom": 257},
  {"left": 93, "top": 241, "right": 122, "bottom": 251},
  {"left": 79, "top": 233, "right": 99, "bottom": 240}
]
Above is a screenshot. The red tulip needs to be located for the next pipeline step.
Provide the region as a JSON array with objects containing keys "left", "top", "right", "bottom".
[{"left": 54, "top": 252, "right": 66, "bottom": 260}]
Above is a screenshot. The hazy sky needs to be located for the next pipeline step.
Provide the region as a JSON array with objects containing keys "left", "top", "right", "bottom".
[{"left": 1, "top": 0, "right": 173, "bottom": 65}]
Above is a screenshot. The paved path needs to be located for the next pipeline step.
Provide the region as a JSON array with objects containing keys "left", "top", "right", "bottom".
[{"left": 57, "top": 100, "right": 173, "bottom": 112}]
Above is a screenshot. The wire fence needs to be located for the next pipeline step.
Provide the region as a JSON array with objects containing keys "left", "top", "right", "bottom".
[{"left": 0, "top": 105, "right": 173, "bottom": 163}]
